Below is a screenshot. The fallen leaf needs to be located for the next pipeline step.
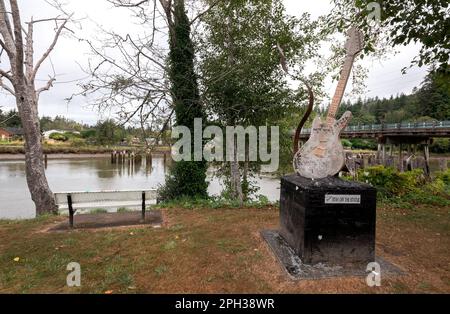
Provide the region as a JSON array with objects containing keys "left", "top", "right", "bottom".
[{"left": 13, "top": 257, "right": 20, "bottom": 262}]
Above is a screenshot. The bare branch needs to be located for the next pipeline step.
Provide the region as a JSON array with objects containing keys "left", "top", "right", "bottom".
[
  {"left": 36, "top": 77, "right": 56, "bottom": 99},
  {"left": 25, "top": 17, "right": 67, "bottom": 24},
  {"left": 108, "top": 0, "right": 150, "bottom": 7},
  {"left": 10, "top": 0, "right": 24, "bottom": 77},
  {"left": 0, "top": 68, "right": 12, "bottom": 82},
  {"left": 0, "top": 76, "right": 14, "bottom": 95},
  {"left": 0, "top": 0, "right": 15, "bottom": 57},
  {"left": 31, "top": 16, "right": 70, "bottom": 81}
]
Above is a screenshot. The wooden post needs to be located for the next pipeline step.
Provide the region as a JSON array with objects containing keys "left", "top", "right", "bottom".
[
  {"left": 111, "top": 152, "right": 115, "bottom": 164},
  {"left": 67, "top": 194, "right": 74, "bottom": 228},
  {"left": 438, "top": 158, "right": 448, "bottom": 172},
  {"left": 44, "top": 154, "right": 48, "bottom": 168},
  {"left": 424, "top": 143, "right": 431, "bottom": 177},
  {"left": 141, "top": 191, "right": 146, "bottom": 222}
]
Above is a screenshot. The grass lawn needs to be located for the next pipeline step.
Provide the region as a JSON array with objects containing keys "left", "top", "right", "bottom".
[{"left": 0, "top": 204, "right": 449, "bottom": 293}]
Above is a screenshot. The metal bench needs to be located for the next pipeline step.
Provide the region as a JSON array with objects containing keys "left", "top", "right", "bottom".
[{"left": 54, "top": 189, "right": 158, "bottom": 228}]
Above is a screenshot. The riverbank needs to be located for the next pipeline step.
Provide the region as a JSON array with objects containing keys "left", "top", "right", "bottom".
[
  {"left": 0, "top": 153, "right": 112, "bottom": 161},
  {"left": 0, "top": 202, "right": 448, "bottom": 293},
  {"left": 0, "top": 145, "right": 171, "bottom": 160}
]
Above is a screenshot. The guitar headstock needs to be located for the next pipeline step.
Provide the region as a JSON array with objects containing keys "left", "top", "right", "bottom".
[{"left": 344, "top": 26, "right": 364, "bottom": 57}]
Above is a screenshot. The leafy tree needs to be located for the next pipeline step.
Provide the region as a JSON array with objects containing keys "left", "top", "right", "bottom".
[
  {"left": 40, "top": 115, "right": 86, "bottom": 131},
  {"left": 159, "top": 0, "right": 208, "bottom": 201},
  {"left": 415, "top": 69, "right": 450, "bottom": 120},
  {"left": 329, "top": 0, "right": 449, "bottom": 71},
  {"left": 0, "top": 109, "right": 21, "bottom": 127},
  {"left": 199, "top": 0, "right": 323, "bottom": 201},
  {"left": 95, "top": 119, "right": 124, "bottom": 145}
]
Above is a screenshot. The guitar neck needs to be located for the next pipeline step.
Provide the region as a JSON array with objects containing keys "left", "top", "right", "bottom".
[{"left": 326, "top": 55, "right": 355, "bottom": 125}]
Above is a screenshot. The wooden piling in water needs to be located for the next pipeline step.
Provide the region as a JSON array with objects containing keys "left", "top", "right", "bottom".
[
  {"left": 439, "top": 158, "right": 448, "bottom": 172},
  {"left": 423, "top": 143, "right": 431, "bottom": 177}
]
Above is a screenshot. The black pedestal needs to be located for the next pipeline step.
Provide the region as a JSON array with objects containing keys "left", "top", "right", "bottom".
[{"left": 279, "top": 174, "right": 376, "bottom": 266}]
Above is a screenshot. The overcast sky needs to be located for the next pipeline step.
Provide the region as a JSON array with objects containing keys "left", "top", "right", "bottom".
[{"left": 0, "top": 0, "right": 428, "bottom": 125}]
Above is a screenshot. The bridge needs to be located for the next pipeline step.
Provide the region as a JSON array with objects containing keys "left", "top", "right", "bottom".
[
  {"left": 298, "top": 120, "right": 450, "bottom": 175},
  {"left": 299, "top": 120, "right": 450, "bottom": 140}
]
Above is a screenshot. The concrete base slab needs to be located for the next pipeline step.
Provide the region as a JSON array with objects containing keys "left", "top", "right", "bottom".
[{"left": 261, "top": 229, "right": 403, "bottom": 280}]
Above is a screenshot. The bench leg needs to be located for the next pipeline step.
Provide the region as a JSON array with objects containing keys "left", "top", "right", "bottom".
[
  {"left": 69, "top": 208, "right": 74, "bottom": 228},
  {"left": 67, "top": 194, "right": 74, "bottom": 228},
  {"left": 141, "top": 191, "right": 146, "bottom": 223}
]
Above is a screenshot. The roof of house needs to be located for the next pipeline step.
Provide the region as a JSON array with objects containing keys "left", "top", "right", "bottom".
[
  {"left": 3, "top": 127, "right": 24, "bottom": 136},
  {"left": 0, "top": 128, "right": 12, "bottom": 135}
]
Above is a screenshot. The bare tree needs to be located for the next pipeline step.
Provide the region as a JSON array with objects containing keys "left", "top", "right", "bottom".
[
  {"left": 0, "top": 0, "right": 70, "bottom": 215},
  {"left": 75, "top": 0, "right": 218, "bottom": 149}
]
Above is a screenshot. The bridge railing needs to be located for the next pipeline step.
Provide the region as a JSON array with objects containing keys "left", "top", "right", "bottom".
[{"left": 300, "top": 120, "right": 450, "bottom": 134}]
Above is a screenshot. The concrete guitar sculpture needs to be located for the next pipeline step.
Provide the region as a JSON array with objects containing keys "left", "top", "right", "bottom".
[{"left": 293, "top": 27, "right": 364, "bottom": 179}]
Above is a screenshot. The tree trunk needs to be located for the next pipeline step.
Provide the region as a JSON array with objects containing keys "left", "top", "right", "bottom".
[
  {"left": 15, "top": 81, "right": 57, "bottom": 215},
  {"left": 230, "top": 137, "right": 243, "bottom": 206},
  {"left": 225, "top": 12, "right": 243, "bottom": 207},
  {"left": 242, "top": 143, "right": 249, "bottom": 201}
]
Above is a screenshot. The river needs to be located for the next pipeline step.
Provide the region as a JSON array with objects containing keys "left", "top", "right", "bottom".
[{"left": 0, "top": 156, "right": 280, "bottom": 219}]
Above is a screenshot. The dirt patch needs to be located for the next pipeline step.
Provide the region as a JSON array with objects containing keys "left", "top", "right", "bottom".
[{"left": 47, "top": 211, "right": 163, "bottom": 231}]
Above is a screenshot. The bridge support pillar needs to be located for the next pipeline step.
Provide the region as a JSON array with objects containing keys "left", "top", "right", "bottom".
[
  {"left": 399, "top": 144, "right": 404, "bottom": 172},
  {"left": 423, "top": 142, "right": 431, "bottom": 177}
]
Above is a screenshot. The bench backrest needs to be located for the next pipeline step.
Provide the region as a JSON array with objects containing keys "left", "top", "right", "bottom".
[{"left": 54, "top": 189, "right": 157, "bottom": 205}]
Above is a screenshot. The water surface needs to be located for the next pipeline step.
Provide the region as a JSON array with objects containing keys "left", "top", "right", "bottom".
[{"left": 0, "top": 157, "right": 280, "bottom": 219}]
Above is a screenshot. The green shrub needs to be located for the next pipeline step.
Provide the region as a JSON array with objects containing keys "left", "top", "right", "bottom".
[
  {"left": 63, "top": 132, "right": 82, "bottom": 140},
  {"left": 350, "top": 139, "right": 377, "bottom": 150},
  {"left": 430, "top": 138, "right": 450, "bottom": 153},
  {"left": 357, "top": 166, "right": 425, "bottom": 196},
  {"left": 436, "top": 169, "right": 450, "bottom": 185},
  {"left": 69, "top": 138, "right": 86, "bottom": 147},
  {"left": 353, "top": 166, "right": 450, "bottom": 207},
  {"left": 81, "top": 129, "right": 96, "bottom": 139},
  {"left": 155, "top": 195, "right": 275, "bottom": 210},
  {"left": 341, "top": 139, "right": 352, "bottom": 148},
  {"left": 49, "top": 132, "right": 68, "bottom": 142},
  {"left": 89, "top": 208, "right": 108, "bottom": 214},
  {"left": 117, "top": 207, "right": 132, "bottom": 213}
]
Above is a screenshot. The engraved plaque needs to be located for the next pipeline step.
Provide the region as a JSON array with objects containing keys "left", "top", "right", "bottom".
[{"left": 325, "top": 194, "right": 361, "bottom": 204}]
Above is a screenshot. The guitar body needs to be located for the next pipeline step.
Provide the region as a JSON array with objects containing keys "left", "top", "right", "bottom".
[{"left": 293, "top": 111, "right": 352, "bottom": 179}]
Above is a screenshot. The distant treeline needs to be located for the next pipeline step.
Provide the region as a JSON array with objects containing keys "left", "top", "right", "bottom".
[
  {"left": 331, "top": 70, "right": 450, "bottom": 125},
  {"left": 0, "top": 113, "right": 162, "bottom": 146},
  {"left": 323, "top": 70, "right": 450, "bottom": 152}
]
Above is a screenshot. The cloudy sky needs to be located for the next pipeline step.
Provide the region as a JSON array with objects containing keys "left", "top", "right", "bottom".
[{"left": 0, "top": 0, "right": 427, "bottom": 125}]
